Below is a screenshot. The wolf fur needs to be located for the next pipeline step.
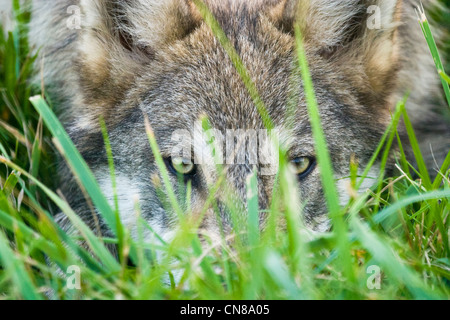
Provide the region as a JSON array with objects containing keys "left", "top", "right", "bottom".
[
  {"left": 0, "top": 0, "right": 13, "bottom": 32},
  {"left": 2, "top": 0, "right": 449, "bottom": 242}
]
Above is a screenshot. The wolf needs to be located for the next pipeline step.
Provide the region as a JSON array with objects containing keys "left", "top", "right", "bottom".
[{"left": 1, "top": 0, "right": 449, "bottom": 245}]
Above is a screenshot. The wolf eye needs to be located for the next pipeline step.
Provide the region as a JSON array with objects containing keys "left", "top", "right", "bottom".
[
  {"left": 290, "top": 157, "right": 315, "bottom": 179},
  {"left": 168, "top": 157, "right": 196, "bottom": 176}
]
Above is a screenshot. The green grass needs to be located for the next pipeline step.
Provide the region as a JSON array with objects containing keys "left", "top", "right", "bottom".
[
  {"left": 416, "top": 3, "right": 450, "bottom": 108},
  {"left": 0, "top": 1, "right": 449, "bottom": 300}
]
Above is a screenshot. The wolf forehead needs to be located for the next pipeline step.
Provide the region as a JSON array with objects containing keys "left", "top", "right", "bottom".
[
  {"left": 99, "top": 5, "right": 295, "bottom": 122},
  {"left": 134, "top": 28, "right": 296, "bottom": 127},
  {"left": 76, "top": 0, "right": 364, "bottom": 126},
  {"left": 70, "top": 0, "right": 408, "bottom": 154}
]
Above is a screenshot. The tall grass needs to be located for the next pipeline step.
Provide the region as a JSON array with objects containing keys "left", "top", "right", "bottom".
[{"left": 0, "top": 1, "right": 449, "bottom": 300}]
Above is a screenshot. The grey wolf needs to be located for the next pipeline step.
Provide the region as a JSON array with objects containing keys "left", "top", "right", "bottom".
[{"left": 1, "top": 0, "right": 449, "bottom": 245}]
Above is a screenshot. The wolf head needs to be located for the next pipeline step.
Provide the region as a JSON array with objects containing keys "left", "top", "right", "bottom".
[{"left": 50, "top": 0, "right": 443, "bottom": 242}]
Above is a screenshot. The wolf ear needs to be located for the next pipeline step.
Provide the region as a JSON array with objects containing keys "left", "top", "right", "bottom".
[
  {"left": 269, "top": 0, "right": 403, "bottom": 94},
  {"left": 78, "top": 0, "right": 200, "bottom": 101}
]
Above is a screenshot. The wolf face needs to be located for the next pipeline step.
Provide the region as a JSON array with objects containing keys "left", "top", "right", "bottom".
[{"left": 27, "top": 0, "right": 448, "bottom": 243}]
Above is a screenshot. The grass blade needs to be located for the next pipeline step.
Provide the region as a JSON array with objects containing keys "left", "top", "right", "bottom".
[
  {"left": 29, "top": 96, "right": 118, "bottom": 236},
  {"left": 416, "top": 4, "right": 450, "bottom": 108},
  {"left": 0, "top": 229, "right": 42, "bottom": 300},
  {"left": 294, "top": 24, "right": 354, "bottom": 286}
]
